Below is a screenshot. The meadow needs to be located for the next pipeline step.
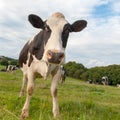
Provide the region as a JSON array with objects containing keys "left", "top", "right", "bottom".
[{"left": 0, "top": 69, "right": 120, "bottom": 120}]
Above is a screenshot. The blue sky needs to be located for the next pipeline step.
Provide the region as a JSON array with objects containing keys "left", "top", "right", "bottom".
[
  {"left": 0, "top": 0, "right": 120, "bottom": 68},
  {"left": 93, "top": 2, "right": 113, "bottom": 18}
]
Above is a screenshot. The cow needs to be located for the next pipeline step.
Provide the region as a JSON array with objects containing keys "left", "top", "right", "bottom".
[
  {"left": 19, "top": 12, "right": 87, "bottom": 119},
  {"left": 7, "top": 65, "right": 18, "bottom": 72},
  {"left": 102, "top": 76, "right": 108, "bottom": 85},
  {"left": 59, "top": 65, "right": 67, "bottom": 84},
  {"left": 87, "top": 79, "right": 92, "bottom": 84},
  {"left": 117, "top": 84, "right": 120, "bottom": 88}
]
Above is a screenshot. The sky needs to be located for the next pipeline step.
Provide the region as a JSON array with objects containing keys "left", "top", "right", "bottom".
[{"left": 0, "top": 0, "right": 120, "bottom": 68}]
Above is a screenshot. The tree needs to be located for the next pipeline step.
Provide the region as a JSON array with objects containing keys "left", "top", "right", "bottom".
[
  {"left": 64, "top": 61, "right": 87, "bottom": 80},
  {"left": 0, "top": 58, "right": 8, "bottom": 66},
  {"left": 9, "top": 60, "right": 18, "bottom": 66},
  {"left": 80, "top": 72, "right": 89, "bottom": 81}
]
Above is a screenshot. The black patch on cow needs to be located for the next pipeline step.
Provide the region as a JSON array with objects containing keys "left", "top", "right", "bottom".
[
  {"left": 28, "top": 54, "right": 33, "bottom": 67},
  {"left": 19, "top": 41, "right": 29, "bottom": 67},
  {"left": 62, "top": 24, "right": 71, "bottom": 48},
  {"left": 19, "top": 29, "right": 51, "bottom": 67}
]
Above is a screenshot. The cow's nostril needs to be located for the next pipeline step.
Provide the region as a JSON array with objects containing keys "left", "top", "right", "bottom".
[
  {"left": 58, "top": 53, "right": 64, "bottom": 60},
  {"left": 46, "top": 50, "right": 53, "bottom": 59}
]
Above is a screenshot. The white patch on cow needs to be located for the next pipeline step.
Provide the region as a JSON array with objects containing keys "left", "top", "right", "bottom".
[
  {"left": 31, "top": 54, "right": 50, "bottom": 79},
  {"left": 22, "top": 53, "right": 56, "bottom": 79},
  {"left": 21, "top": 52, "right": 31, "bottom": 75},
  {"left": 42, "top": 12, "right": 68, "bottom": 63}
]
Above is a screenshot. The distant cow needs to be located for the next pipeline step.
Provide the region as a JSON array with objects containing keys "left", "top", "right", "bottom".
[
  {"left": 102, "top": 76, "right": 108, "bottom": 85},
  {"left": 19, "top": 12, "right": 87, "bottom": 119},
  {"left": 88, "top": 79, "right": 92, "bottom": 84},
  {"left": 60, "top": 65, "right": 67, "bottom": 84},
  {"left": 7, "top": 65, "right": 18, "bottom": 72},
  {"left": 117, "top": 84, "right": 120, "bottom": 88}
]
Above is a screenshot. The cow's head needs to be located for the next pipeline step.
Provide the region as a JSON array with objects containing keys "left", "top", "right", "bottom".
[{"left": 28, "top": 12, "right": 87, "bottom": 64}]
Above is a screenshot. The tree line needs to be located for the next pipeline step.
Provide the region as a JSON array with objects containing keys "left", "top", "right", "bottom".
[
  {"left": 0, "top": 56, "right": 18, "bottom": 68},
  {"left": 64, "top": 61, "right": 120, "bottom": 86},
  {"left": 0, "top": 56, "right": 120, "bottom": 86}
]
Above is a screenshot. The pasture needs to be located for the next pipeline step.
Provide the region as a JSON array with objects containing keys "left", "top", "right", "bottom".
[{"left": 0, "top": 69, "right": 120, "bottom": 120}]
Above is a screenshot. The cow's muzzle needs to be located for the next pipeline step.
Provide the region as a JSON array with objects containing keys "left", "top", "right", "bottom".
[{"left": 46, "top": 50, "right": 64, "bottom": 64}]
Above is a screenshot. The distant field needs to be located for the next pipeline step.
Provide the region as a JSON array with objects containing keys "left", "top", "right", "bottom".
[{"left": 0, "top": 70, "right": 120, "bottom": 120}]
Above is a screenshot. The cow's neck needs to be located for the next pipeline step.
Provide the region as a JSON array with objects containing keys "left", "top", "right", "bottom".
[{"left": 31, "top": 58, "right": 60, "bottom": 80}]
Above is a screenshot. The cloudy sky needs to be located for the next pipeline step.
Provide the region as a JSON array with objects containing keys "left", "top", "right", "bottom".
[{"left": 0, "top": 0, "right": 120, "bottom": 68}]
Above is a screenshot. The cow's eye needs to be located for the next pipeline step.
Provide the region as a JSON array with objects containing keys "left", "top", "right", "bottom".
[
  {"left": 63, "top": 25, "right": 72, "bottom": 34},
  {"left": 44, "top": 24, "right": 51, "bottom": 32},
  {"left": 46, "top": 26, "right": 51, "bottom": 32}
]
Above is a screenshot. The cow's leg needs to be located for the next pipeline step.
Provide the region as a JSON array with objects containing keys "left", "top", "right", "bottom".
[
  {"left": 19, "top": 74, "right": 27, "bottom": 97},
  {"left": 51, "top": 67, "right": 60, "bottom": 118},
  {"left": 21, "top": 71, "right": 35, "bottom": 119}
]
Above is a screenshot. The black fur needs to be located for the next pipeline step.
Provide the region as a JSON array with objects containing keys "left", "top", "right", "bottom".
[{"left": 19, "top": 30, "right": 51, "bottom": 67}]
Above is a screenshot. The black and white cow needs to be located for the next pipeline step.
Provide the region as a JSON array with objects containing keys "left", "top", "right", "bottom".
[
  {"left": 7, "top": 65, "right": 18, "bottom": 72},
  {"left": 102, "top": 76, "right": 108, "bottom": 85},
  {"left": 60, "top": 65, "right": 67, "bottom": 84},
  {"left": 19, "top": 12, "right": 87, "bottom": 119}
]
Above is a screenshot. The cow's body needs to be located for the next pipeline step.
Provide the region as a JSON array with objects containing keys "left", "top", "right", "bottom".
[
  {"left": 19, "top": 12, "right": 87, "bottom": 119},
  {"left": 7, "top": 65, "right": 18, "bottom": 72}
]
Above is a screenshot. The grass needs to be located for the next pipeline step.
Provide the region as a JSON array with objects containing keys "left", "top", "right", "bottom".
[
  {"left": 0, "top": 65, "right": 6, "bottom": 70},
  {"left": 0, "top": 70, "right": 120, "bottom": 120}
]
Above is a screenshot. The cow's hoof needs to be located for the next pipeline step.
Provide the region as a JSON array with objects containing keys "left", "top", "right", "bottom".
[
  {"left": 21, "top": 109, "right": 29, "bottom": 119},
  {"left": 53, "top": 110, "right": 60, "bottom": 119},
  {"left": 53, "top": 114, "right": 61, "bottom": 120}
]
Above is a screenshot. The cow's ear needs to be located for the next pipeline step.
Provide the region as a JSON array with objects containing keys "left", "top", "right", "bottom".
[
  {"left": 28, "top": 14, "right": 44, "bottom": 28},
  {"left": 71, "top": 20, "right": 87, "bottom": 32}
]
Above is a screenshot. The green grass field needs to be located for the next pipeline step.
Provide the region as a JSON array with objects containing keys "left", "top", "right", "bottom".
[{"left": 0, "top": 70, "right": 120, "bottom": 120}]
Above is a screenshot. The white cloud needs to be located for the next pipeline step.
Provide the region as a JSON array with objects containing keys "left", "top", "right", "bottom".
[
  {"left": 86, "top": 59, "right": 108, "bottom": 68},
  {"left": 112, "top": 0, "right": 120, "bottom": 14},
  {"left": 0, "top": 0, "right": 120, "bottom": 67}
]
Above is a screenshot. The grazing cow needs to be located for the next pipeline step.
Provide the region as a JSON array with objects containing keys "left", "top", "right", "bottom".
[
  {"left": 88, "top": 79, "right": 92, "bottom": 84},
  {"left": 102, "top": 76, "right": 108, "bottom": 85},
  {"left": 7, "top": 65, "right": 18, "bottom": 72},
  {"left": 117, "top": 84, "right": 120, "bottom": 88},
  {"left": 59, "top": 65, "right": 67, "bottom": 84},
  {"left": 19, "top": 12, "right": 87, "bottom": 119}
]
